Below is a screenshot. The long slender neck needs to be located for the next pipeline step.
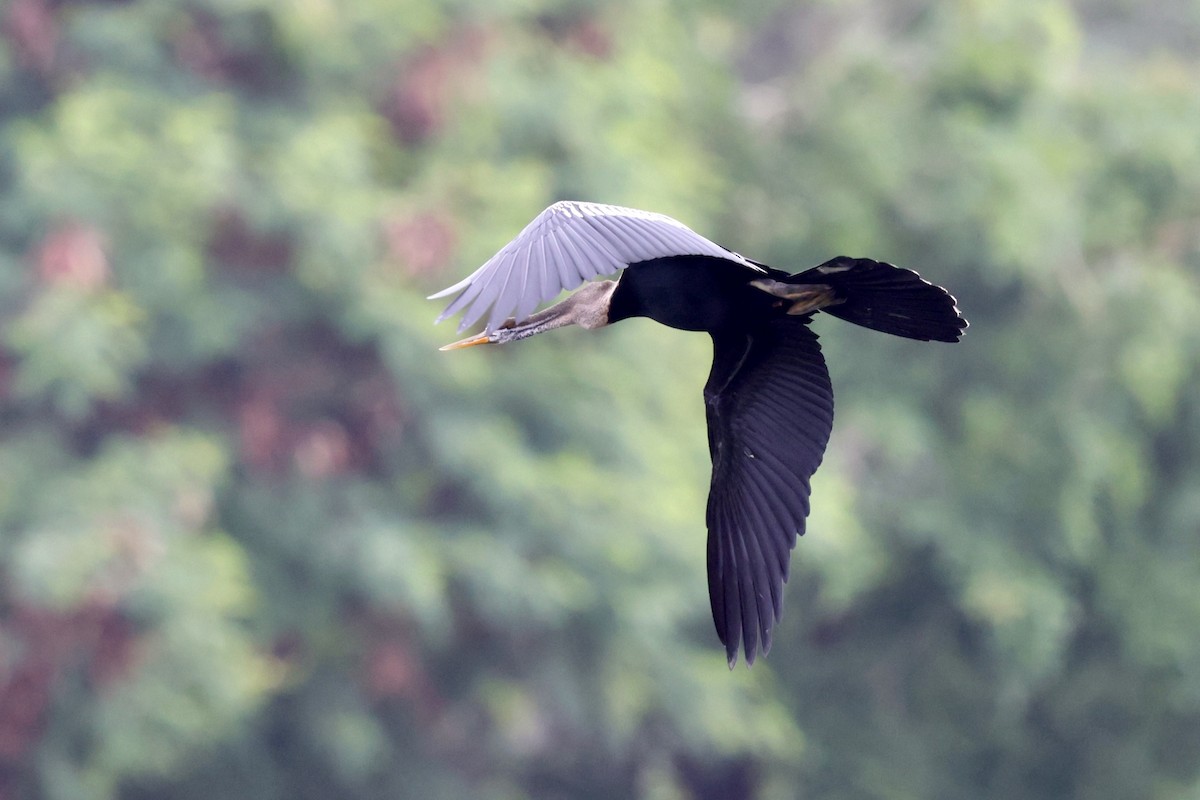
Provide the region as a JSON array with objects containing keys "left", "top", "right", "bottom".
[
  {"left": 439, "top": 280, "right": 620, "bottom": 351},
  {"left": 503, "top": 280, "right": 618, "bottom": 342}
]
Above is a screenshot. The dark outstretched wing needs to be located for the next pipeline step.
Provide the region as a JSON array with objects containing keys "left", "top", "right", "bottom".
[{"left": 704, "top": 317, "right": 834, "bottom": 667}]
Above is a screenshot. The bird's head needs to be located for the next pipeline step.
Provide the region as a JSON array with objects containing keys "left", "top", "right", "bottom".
[{"left": 439, "top": 280, "right": 618, "bottom": 350}]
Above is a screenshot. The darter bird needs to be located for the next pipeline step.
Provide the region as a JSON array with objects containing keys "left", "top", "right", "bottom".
[{"left": 431, "top": 201, "right": 967, "bottom": 667}]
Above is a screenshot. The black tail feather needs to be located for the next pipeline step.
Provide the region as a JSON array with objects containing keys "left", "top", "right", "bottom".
[{"left": 791, "top": 257, "right": 968, "bottom": 342}]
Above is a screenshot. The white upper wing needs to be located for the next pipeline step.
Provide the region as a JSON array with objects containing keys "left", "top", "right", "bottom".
[{"left": 429, "top": 201, "right": 757, "bottom": 332}]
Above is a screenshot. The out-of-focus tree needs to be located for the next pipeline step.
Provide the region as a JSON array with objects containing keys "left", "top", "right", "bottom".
[{"left": 0, "top": 1, "right": 1198, "bottom": 799}]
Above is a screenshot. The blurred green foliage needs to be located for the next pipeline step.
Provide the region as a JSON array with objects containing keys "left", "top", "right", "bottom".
[{"left": 1, "top": 0, "right": 1199, "bottom": 798}]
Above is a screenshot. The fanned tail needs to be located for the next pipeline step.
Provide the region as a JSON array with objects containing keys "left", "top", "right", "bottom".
[{"left": 791, "top": 257, "right": 968, "bottom": 342}]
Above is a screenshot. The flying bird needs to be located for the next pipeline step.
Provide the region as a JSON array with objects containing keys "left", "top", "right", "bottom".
[{"left": 431, "top": 201, "right": 966, "bottom": 667}]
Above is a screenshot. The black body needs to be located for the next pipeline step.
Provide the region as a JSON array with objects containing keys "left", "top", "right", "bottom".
[
  {"left": 607, "top": 255, "right": 965, "bottom": 666},
  {"left": 608, "top": 256, "right": 780, "bottom": 331}
]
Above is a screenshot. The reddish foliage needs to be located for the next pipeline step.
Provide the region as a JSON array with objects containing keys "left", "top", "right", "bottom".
[
  {"left": 87, "top": 612, "right": 139, "bottom": 689},
  {"left": 235, "top": 331, "right": 407, "bottom": 478},
  {"left": 2, "top": 0, "right": 58, "bottom": 75},
  {"left": 382, "top": 27, "right": 489, "bottom": 145},
  {"left": 291, "top": 419, "right": 352, "bottom": 479},
  {"left": 0, "top": 601, "right": 140, "bottom": 791},
  {"left": 566, "top": 18, "right": 613, "bottom": 59},
  {"left": 237, "top": 390, "right": 288, "bottom": 471},
  {"left": 169, "top": 9, "right": 287, "bottom": 90},
  {"left": 364, "top": 637, "right": 420, "bottom": 699},
  {"left": 73, "top": 376, "right": 183, "bottom": 449},
  {"left": 270, "top": 630, "right": 305, "bottom": 664},
  {"left": 355, "top": 615, "right": 441, "bottom": 724},
  {"left": 535, "top": 11, "right": 614, "bottom": 59},
  {"left": 172, "top": 11, "right": 228, "bottom": 82},
  {"left": 349, "top": 373, "right": 406, "bottom": 447},
  {"left": 209, "top": 208, "right": 293, "bottom": 275},
  {"left": 35, "top": 222, "right": 110, "bottom": 291},
  {"left": 0, "top": 353, "right": 13, "bottom": 406},
  {"left": 382, "top": 210, "right": 458, "bottom": 278}
]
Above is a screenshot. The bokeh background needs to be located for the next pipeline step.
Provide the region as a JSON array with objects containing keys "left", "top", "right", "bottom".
[{"left": 2, "top": 0, "right": 1199, "bottom": 798}]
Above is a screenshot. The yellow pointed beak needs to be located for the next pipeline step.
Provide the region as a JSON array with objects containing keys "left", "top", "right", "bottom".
[{"left": 439, "top": 332, "right": 495, "bottom": 351}]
